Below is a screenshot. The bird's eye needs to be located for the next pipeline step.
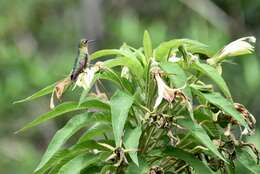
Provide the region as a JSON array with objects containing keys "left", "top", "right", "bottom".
[{"left": 83, "top": 40, "right": 88, "bottom": 44}]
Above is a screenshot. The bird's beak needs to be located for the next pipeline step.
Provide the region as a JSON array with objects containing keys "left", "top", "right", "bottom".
[{"left": 88, "top": 39, "right": 95, "bottom": 43}]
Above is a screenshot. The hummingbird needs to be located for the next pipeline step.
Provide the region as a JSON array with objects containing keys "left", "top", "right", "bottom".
[{"left": 70, "top": 39, "right": 95, "bottom": 81}]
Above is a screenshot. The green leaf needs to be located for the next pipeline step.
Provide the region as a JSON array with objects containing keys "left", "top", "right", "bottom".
[
  {"left": 193, "top": 61, "right": 232, "bottom": 99},
  {"left": 104, "top": 56, "right": 144, "bottom": 79},
  {"left": 192, "top": 123, "right": 226, "bottom": 162},
  {"left": 160, "top": 62, "right": 192, "bottom": 100},
  {"left": 235, "top": 150, "right": 260, "bottom": 174},
  {"left": 110, "top": 90, "right": 134, "bottom": 147},
  {"left": 57, "top": 153, "right": 99, "bottom": 174},
  {"left": 155, "top": 39, "right": 213, "bottom": 62},
  {"left": 92, "top": 48, "right": 144, "bottom": 79},
  {"left": 13, "top": 83, "right": 55, "bottom": 104},
  {"left": 143, "top": 30, "right": 153, "bottom": 60},
  {"left": 125, "top": 159, "right": 149, "bottom": 174},
  {"left": 164, "top": 147, "right": 215, "bottom": 174},
  {"left": 124, "top": 126, "right": 142, "bottom": 166},
  {"left": 180, "top": 119, "right": 226, "bottom": 162},
  {"left": 17, "top": 99, "right": 110, "bottom": 133},
  {"left": 90, "top": 49, "right": 124, "bottom": 60},
  {"left": 35, "top": 140, "right": 104, "bottom": 174},
  {"left": 196, "top": 91, "right": 248, "bottom": 128},
  {"left": 100, "top": 165, "right": 116, "bottom": 174},
  {"left": 78, "top": 122, "right": 112, "bottom": 142},
  {"left": 98, "top": 68, "right": 134, "bottom": 93},
  {"left": 90, "top": 49, "right": 134, "bottom": 61},
  {"left": 35, "top": 113, "right": 92, "bottom": 173}
]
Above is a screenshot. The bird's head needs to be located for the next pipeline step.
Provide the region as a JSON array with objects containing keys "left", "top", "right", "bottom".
[{"left": 79, "top": 39, "right": 95, "bottom": 53}]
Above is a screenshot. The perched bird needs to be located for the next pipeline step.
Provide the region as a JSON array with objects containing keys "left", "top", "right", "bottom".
[{"left": 70, "top": 39, "right": 94, "bottom": 81}]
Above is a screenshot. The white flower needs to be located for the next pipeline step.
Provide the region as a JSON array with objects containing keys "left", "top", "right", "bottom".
[
  {"left": 207, "top": 36, "right": 256, "bottom": 65},
  {"left": 151, "top": 58, "right": 159, "bottom": 67},
  {"left": 168, "top": 54, "right": 181, "bottom": 63},
  {"left": 121, "top": 66, "right": 130, "bottom": 79},
  {"left": 220, "top": 36, "right": 255, "bottom": 57},
  {"left": 168, "top": 53, "right": 198, "bottom": 63},
  {"left": 75, "top": 66, "right": 99, "bottom": 90},
  {"left": 50, "top": 91, "right": 55, "bottom": 109}
]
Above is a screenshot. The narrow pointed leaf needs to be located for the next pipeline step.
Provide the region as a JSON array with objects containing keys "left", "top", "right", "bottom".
[
  {"left": 78, "top": 122, "right": 112, "bottom": 142},
  {"left": 57, "top": 153, "right": 99, "bottom": 174},
  {"left": 235, "top": 150, "right": 260, "bottom": 174},
  {"left": 100, "top": 165, "right": 116, "bottom": 174},
  {"left": 35, "top": 113, "right": 92, "bottom": 172},
  {"left": 192, "top": 123, "right": 226, "bottom": 162},
  {"left": 193, "top": 62, "right": 232, "bottom": 99},
  {"left": 14, "top": 83, "right": 55, "bottom": 104},
  {"left": 196, "top": 91, "right": 248, "bottom": 128},
  {"left": 34, "top": 140, "right": 100, "bottom": 174},
  {"left": 180, "top": 119, "right": 226, "bottom": 162},
  {"left": 124, "top": 126, "right": 142, "bottom": 166},
  {"left": 164, "top": 147, "right": 215, "bottom": 174},
  {"left": 110, "top": 91, "right": 134, "bottom": 147},
  {"left": 155, "top": 39, "right": 213, "bottom": 62},
  {"left": 90, "top": 49, "right": 124, "bottom": 60},
  {"left": 125, "top": 159, "right": 149, "bottom": 174},
  {"left": 17, "top": 99, "right": 109, "bottom": 133},
  {"left": 104, "top": 56, "right": 144, "bottom": 79},
  {"left": 90, "top": 49, "right": 133, "bottom": 61},
  {"left": 143, "top": 30, "right": 153, "bottom": 60}
]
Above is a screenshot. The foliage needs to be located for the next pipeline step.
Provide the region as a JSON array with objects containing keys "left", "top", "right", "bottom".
[{"left": 16, "top": 31, "right": 259, "bottom": 174}]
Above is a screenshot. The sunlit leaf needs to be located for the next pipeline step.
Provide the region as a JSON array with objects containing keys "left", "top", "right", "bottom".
[
  {"left": 110, "top": 90, "right": 134, "bottom": 147},
  {"left": 14, "top": 83, "right": 55, "bottom": 104},
  {"left": 90, "top": 49, "right": 125, "bottom": 60},
  {"left": 143, "top": 30, "right": 153, "bottom": 61},
  {"left": 90, "top": 48, "right": 134, "bottom": 61},
  {"left": 104, "top": 56, "right": 144, "bottom": 79},
  {"left": 124, "top": 126, "right": 142, "bottom": 166},
  {"left": 155, "top": 39, "right": 213, "bottom": 62}
]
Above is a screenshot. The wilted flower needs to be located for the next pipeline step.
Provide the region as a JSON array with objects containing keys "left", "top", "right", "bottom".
[
  {"left": 149, "top": 166, "right": 164, "bottom": 174},
  {"left": 234, "top": 103, "right": 256, "bottom": 135},
  {"left": 207, "top": 36, "right": 256, "bottom": 65},
  {"left": 152, "top": 68, "right": 188, "bottom": 109},
  {"left": 154, "top": 72, "right": 175, "bottom": 109},
  {"left": 50, "top": 76, "right": 72, "bottom": 109}
]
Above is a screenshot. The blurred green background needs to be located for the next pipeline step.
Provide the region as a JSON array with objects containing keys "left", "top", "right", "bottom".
[{"left": 0, "top": 0, "right": 259, "bottom": 173}]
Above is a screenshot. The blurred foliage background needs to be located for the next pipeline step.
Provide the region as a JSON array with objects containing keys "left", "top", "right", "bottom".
[{"left": 0, "top": 0, "right": 260, "bottom": 173}]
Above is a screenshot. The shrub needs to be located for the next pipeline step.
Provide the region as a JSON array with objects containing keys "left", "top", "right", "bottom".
[{"left": 16, "top": 31, "right": 259, "bottom": 174}]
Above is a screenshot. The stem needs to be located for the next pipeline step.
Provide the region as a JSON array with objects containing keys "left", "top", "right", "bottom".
[
  {"left": 145, "top": 61, "right": 151, "bottom": 107},
  {"left": 175, "top": 163, "right": 189, "bottom": 173},
  {"left": 147, "top": 129, "right": 164, "bottom": 151},
  {"left": 143, "top": 126, "right": 156, "bottom": 153}
]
